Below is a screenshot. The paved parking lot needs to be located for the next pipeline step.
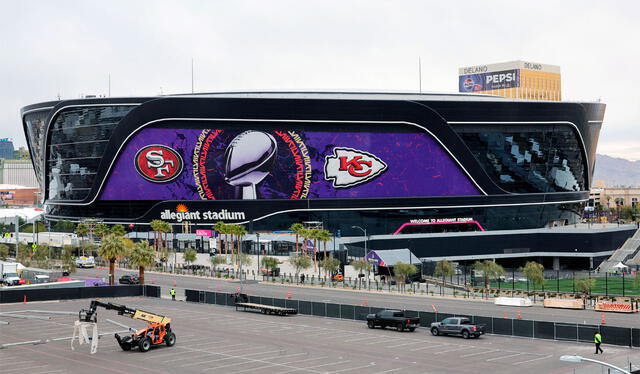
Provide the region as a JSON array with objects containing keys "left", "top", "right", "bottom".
[{"left": 1, "top": 297, "right": 639, "bottom": 374}]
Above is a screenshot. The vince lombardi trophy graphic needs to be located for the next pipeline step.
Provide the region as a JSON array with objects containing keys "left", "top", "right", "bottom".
[{"left": 224, "top": 130, "right": 278, "bottom": 199}]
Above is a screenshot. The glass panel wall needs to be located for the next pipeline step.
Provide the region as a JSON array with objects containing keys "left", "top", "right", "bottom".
[
  {"left": 47, "top": 106, "right": 136, "bottom": 201},
  {"left": 453, "top": 124, "right": 586, "bottom": 193}
]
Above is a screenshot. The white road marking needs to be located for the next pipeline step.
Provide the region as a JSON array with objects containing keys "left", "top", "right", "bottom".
[
  {"left": 226, "top": 356, "right": 328, "bottom": 374},
  {"left": 29, "top": 370, "right": 65, "bottom": 374},
  {"left": 176, "top": 349, "right": 283, "bottom": 365},
  {"left": 460, "top": 349, "right": 499, "bottom": 358},
  {"left": 512, "top": 354, "right": 553, "bottom": 365},
  {"left": 369, "top": 368, "right": 402, "bottom": 374},
  {"left": 328, "top": 363, "right": 376, "bottom": 373},
  {"left": 486, "top": 352, "right": 523, "bottom": 361},
  {"left": 433, "top": 346, "right": 468, "bottom": 354},
  {"left": 0, "top": 365, "right": 49, "bottom": 373}
]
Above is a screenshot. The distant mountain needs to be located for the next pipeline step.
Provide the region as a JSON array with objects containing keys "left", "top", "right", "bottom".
[{"left": 593, "top": 154, "right": 640, "bottom": 187}]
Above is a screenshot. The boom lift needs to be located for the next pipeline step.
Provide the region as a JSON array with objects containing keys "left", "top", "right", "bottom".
[{"left": 78, "top": 300, "right": 176, "bottom": 353}]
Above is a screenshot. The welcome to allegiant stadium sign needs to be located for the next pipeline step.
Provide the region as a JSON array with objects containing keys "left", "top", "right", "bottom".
[{"left": 160, "top": 209, "right": 246, "bottom": 222}]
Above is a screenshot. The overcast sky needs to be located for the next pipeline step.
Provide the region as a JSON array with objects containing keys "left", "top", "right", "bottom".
[{"left": 1, "top": 0, "right": 639, "bottom": 158}]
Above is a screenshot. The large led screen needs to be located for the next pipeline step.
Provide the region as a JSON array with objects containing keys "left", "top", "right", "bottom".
[{"left": 99, "top": 126, "right": 481, "bottom": 200}]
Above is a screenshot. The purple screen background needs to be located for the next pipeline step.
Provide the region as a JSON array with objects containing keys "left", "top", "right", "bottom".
[{"left": 99, "top": 127, "right": 481, "bottom": 200}]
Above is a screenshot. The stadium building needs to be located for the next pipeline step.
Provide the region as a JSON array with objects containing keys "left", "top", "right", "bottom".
[{"left": 21, "top": 92, "right": 635, "bottom": 268}]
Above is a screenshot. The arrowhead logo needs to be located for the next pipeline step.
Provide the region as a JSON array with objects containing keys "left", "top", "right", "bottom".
[{"left": 324, "top": 147, "right": 387, "bottom": 188}]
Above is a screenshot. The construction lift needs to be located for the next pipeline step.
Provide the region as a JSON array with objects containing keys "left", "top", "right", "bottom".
[{"left": 75, "top": 300, "right": 176, "bottom": 353}]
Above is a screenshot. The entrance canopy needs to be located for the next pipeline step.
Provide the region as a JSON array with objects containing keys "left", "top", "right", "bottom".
[
  {"left": 613, "top": 262, "right": 629, "bottom": 269},
  {"left": 365, "top": 249, "right": 420, "bottom": 267}
]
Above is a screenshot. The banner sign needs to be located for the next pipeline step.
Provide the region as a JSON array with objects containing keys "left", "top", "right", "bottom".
[
  {"left": 459, "top": 69, "right": 520, "bottom": 92},
  {"left": 195, "top": 229, "right": 212, "bottom": 237},
  {"left": 99, "top": 126, "right": 480, "bottom": 202}
]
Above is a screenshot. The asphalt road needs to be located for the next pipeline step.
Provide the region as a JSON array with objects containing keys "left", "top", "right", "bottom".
[
  {"left": 76, "top": 268, "right": 640, "bottom": 328},
  {"left": 2, "top": 297, "right": 639, "bottom": 374}
]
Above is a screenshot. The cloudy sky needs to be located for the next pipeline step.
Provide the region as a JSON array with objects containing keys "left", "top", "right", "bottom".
[{"left": 1, "top": 0, "right": 639, "bottom": 158}]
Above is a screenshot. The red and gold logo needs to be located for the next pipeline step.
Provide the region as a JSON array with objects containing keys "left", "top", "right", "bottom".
[{"left": 135, "top": 145, "right": 184, "bottom": 183}]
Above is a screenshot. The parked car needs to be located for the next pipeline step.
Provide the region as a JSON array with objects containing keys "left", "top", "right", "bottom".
[
  {"left": 75, "top": 256, "right": 95, "bottom": 268},
  {"left": 366, "top": 310, "right": 420, "bottom": 332},
  {"left": 430, "top": 317, "right": 485, "bottom": 339},
  {"left": 118, "top": 274, "right": 139, "bottom": 285}
]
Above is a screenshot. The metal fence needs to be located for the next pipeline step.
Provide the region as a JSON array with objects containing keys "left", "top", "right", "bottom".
[
  {"left": 0, "top": 285, "right": 161, "bottom": 303},
  {"left": 185, "top": 288, "right": 640, "bottom": 348},
  {"left": 424, "top": 267, "right": 640, "bottom": 297}
]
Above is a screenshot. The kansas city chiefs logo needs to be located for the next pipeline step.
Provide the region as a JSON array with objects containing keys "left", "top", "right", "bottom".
[{"left": 324, "top": 147, "right": 387, "bottom": 188}]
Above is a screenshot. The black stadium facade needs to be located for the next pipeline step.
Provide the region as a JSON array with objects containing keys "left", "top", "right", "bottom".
[{"left": 21, "top": 92, "right": 634, "bottom": 268}]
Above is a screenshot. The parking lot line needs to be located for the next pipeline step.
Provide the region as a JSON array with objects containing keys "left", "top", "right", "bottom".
[
  {"left": 29, "top": 370, "right": 65, "bottom": 374},
  {"left": 225, "top": 356, "right": 329, "bottom": 374},
  {"left": 486, "top": 352, "right": 523, "bottom": 362},
  {"left": 328, "top": 363, "right": 376, "bottom": 373},
  {"left": 0, "top": 365, "right": 49, "bottom": 373},
  {"left": 343, "top": 335, "right": 373, "bottom": 343},
  {"left": 176, "top": 349, "right": 283, "bottom": 366},
  {"left": 460, "top": 349, "right": 499, "bottom": 358},
  {"left": 433, "top": 346, "right": 469, "bottom": 354},
  {"left": 512, "top": 354, "right": 553, "bottom": 365},
  {"left": 370, "top": 368, "right": 402, "bottom": 374}
]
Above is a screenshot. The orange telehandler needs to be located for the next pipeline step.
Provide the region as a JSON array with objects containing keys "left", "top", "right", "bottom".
[{"left": 78, "top": 300, "right": 176, "bottom": 353}]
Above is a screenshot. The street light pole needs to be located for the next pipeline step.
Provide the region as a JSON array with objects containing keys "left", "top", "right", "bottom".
[
  {"left": 560, "top": 355, "right": 630, "bottom": 374},
  {"left": 351, "top": 225, "right": 369, "bottom": 288}
]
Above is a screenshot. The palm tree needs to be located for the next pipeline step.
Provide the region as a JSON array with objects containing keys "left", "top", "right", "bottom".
[
  {"left": 111, "top": 224, "right": 126, "bottom": 237},
  {"left": 234, "top": 225, "right": 247, "bottom": 269},
  {"left": 213, "top": 221, "right": 226, "bottom": 255},
  {"left": 99, "top": 234, "right": 129, "bottom": 285},
  {"left": 94, "top": 223, "right": 110, "bottom": 239},
  {"left": 289, "top": 223, "right": 305, "bottom": 255},
  {"left": 75, "top": 223, "right": 88, "bottom": 256},
  {"left": 129, "top": 241, "right": 155, "bottom": 285},
  {"left": 308, "top": 229, "right": 320, "bottom": 271},
  {"left": 158, "top": 221, "right": 172, "bottom": 253},
  {"left": 317, "top": 229, "right": 332, "bottom": 259},
  {"left": 150, "top": 219, "right": 166, "bottom": 251}
]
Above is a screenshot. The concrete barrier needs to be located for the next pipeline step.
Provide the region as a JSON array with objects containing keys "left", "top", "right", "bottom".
[
  {"left": 543, "top": 298, "right": 584, "bottom": 309},
  {"left": 494, "top": 297, "right": 532, "bottom": 307}
]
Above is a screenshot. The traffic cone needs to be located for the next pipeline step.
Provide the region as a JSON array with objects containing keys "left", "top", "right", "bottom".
[
  {"left": 23, "top": 295, "right": 26, "bottom": 304},
  {"left": 601, "top": 312, "right": 606, "bottom": 325},
  {"left": 504, "top": 313, "right": 507, "bottom": 318},
  {"left": 286, "top": 289, "right": 292, "bottom": 299},
  {"left": 361, "top": 296, "right": 368, "bottom": 306},
  {"left": 517, "top": 309, "right": 521, "bottom": 320},
  {"left": 236, "top": 286, "right": 241, "bottom": 293},
  {"left": 172, "top": 279, "right": 177, "bottom": 287}
]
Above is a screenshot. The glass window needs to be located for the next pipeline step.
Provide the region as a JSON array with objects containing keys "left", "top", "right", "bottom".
[
  {"left": 46, "top": 106, "right": 136, "bottom": 201},
  {"left": 24, "top": 110, "right": 49, "bottom": 189},
  {"left": 453, "top": 124, "right": 586, "bottom": 193}
]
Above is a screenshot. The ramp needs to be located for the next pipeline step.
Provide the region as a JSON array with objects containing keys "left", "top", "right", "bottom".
[{"left": 597, "top": 228, "right": 640, "bottom": 272}]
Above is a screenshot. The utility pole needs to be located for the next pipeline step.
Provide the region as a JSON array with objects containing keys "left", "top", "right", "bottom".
[{"left": 14, "top": 216, "right": 19, "bottom": 259}]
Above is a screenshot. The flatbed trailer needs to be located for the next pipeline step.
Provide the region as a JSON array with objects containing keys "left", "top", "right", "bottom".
[{"left": 232, "top": 293, "right": 297, "bottom": 316}]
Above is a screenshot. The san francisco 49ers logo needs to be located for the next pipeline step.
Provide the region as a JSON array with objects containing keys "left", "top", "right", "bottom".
[
  {"left": 135, "top": 145, "right": 184, "bottom": 183},
  {"left": 324, "top": 147, "right": 387, "bottom": 188}
]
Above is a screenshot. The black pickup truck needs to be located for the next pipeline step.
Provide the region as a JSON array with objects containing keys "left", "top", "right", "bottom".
[
  {"left": 430, "top": 317, "right": 485, "bottom": 339},
  {"left": 366, "top": 310, "right": 420, "bottom": 332}
]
